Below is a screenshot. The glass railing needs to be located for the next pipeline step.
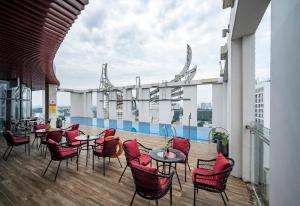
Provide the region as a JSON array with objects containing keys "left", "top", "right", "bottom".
[{"left": 247, "top": 122, "right": 270, "bottom": 206}]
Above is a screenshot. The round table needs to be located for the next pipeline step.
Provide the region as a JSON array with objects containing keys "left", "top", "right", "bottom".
[
  {"left": 75, "top": 135, "right": 100, "bottom": 167},
  {"left": 150, "top": 147, "right": 185, "bottom": 190}
]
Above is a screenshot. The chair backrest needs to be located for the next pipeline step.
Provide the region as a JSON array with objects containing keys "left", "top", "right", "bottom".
[
  {"left": 104, "top": 128, "right": 116, "bottom": 138},
  {"left": 65, "top": 130, "right": 79, "bottom": 143},
  {"left": 47, "top": 139, "right": 61, "bottom": 159},
  {"left": 47, "top": 130, "right": 63, "bottom": 143},
  {"left": 102, "top": 137, "right": 119, "bottom": 156},
  {"left": 3, "top": 130, "right": 15, "bottom": 146},
  {"left": 213, "top": 155, "right": 234, "bottom": 189},
  {"left": 34, "top": 124, "right": 48, "bottom": 130},
  {"left": 70, "top": 124, "right": 79, "bottom": 131},
  {"left": 131, "top": 163, "right": 170, "bottom": 198},
  {"left": 170, "top": 137, "right": 190, "bottom": 156},
  {"left": 123, "top": 139, "right": 141, "bottom": 163}
]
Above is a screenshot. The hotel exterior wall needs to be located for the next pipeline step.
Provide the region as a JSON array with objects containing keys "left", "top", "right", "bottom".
[{"left": 270, "top": 0, "right": 300, "bottom": 205}]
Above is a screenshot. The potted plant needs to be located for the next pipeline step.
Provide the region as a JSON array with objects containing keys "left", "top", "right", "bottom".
[{"left": 212, "top": 131, "right": 229, "bottom": 157}]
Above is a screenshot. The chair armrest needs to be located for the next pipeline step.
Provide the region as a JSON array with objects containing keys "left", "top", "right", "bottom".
[
  {"left": 79, "top": 130, "right": 85, "bottom": 135},
  {"left": 137, "top": 142, "right": 151, "bottom": 151},
  {"left": 196, "top": 158, "right": 216, "bottom": 169}
]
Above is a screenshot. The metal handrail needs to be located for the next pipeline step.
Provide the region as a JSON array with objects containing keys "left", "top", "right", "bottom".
[{"left": 246, "top": 122, "right": 270, "bottom": 145}]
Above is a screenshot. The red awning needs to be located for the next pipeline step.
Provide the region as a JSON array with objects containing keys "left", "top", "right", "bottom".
[{"left": 0, "top": 0, "right": 88, "bottom": 90}]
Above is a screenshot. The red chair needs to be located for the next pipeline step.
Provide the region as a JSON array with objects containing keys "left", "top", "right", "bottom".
[
  {"left": 168, "top": 137, "right": 191, "bottom": 182},
  {"left": 94, "top": 128, "right": 116, "bottom": 146},
  {"left": 42, "top": 139, "right": 78, "bottom": 181},
  {"left": 130, "top": 162, "right": 174, "bottom": 206},
  {"left": 41, "top": 130, "right": 63, "bottom": 157},
  {"left": 65, "top": 129, "right": 87, "bottom": 149},
  {"left": 118, "top": 139, "right": 152, "bottom": 182},
  {"left": 2, "top": 130, "right": 30, "bottom": 161},
  {"left": 92, "top": 137, "right": 122, "bottom": 176},
  {"left": 192, "top": 153, "right": 234, "bottom": 206},
  {"left": 32, "top": 123, "right": 48, "bottom": 148}
]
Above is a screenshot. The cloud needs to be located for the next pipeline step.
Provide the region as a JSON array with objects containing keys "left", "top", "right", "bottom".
[{"left": 51, "top": 0, "right": 233, "bottom": 105}]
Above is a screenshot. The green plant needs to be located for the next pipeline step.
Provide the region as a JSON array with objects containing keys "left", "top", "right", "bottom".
[
  {"left": 212, "top": 131, "right": 229, "bottom": 146},
  {"left": 57, "top": 115, "right": 66, "bottom": 122}
]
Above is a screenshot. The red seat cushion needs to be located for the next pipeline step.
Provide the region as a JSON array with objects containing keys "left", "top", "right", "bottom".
[
  {"left": 59, "top": 148, "right": 77, "bottom": 159},
  {"left": 104, "top": 129, "right": 116, "bottom": 137},
  {"left": 124, "top": 139, "right": 141, "bottom": 161},
  {"left": 172, "top": 137, "right": 189, "bottom": 156},
  {"left": 66, "top": 130, "right": 79, "bottom": 142},
  {"left": 131, "top": 161, "right": 158, "bottom": 173},
  {"left": 138, "top": 154, "right": 152, "bottom": 165},
  {"left": 93, "top": 147, "right": 103, "bottom": 156},
  {"left": 13, "top": 137, "right": 30, "bottom": 145},
  {"left": 192, "top": 168, "right": 220, "bottom": 189},
  {"left": 68, "top": 140, "right": 87, "bottom": 147},
  {"left": 95, "top": 138, "right": 104, "bottom": 145}
]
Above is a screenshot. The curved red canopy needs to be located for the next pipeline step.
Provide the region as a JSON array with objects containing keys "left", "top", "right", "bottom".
[{"left": 0, "top": 0, "right": 88, "bottom": 90}]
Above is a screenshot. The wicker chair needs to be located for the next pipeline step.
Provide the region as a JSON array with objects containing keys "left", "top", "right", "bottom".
[
  {"left": 130, "top": 163, "right": 174, "bottom": 206},
  {"left": 192, "top": 154, "right": 234, "bottom": 206},
  {"left": 94, "top": 128, "right": 116, "bottom": 146}
]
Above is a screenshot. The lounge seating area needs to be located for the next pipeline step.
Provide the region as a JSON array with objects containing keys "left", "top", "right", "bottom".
[{"left": 0, "top": 124, "right": 251, "bottom": 206}]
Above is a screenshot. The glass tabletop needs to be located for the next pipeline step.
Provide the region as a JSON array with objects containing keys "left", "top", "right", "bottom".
[
  {"left": 75, "top": 135, "right": 99, "bottom": 141},
  {"left": 149, "top": 147, "right": 185, "bottom": 163}
]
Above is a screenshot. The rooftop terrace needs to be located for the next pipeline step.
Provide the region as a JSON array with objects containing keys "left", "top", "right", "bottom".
[{"left": 0, "top": 126, "right": 251, "bottom": 206}]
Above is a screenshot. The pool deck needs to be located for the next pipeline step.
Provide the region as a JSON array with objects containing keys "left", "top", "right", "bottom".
[{"left": 0, "top": 125, "right": 252, "bottom": 206}]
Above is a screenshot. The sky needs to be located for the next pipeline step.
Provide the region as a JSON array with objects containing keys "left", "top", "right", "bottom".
[{"left": 32, "top": 1, "right": 270, "bottom": 107}]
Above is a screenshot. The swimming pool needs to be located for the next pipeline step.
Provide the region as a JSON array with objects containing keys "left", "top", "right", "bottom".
[{"left": 69, "top": 117, "right": 210, "bottom": 142}]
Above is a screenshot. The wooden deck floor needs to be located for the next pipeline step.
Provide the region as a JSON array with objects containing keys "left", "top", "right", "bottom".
[{"left": 0, "top": 126, "right": 252, "bottom": 206}]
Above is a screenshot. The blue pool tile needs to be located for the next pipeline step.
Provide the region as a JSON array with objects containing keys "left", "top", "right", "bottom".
[
  {"left": 123, "top": 120, "right": 132, "bottom": 131},
  {"left": 183, "top": 125, "right": 197, "bottom": 140},
  {"left": 97, "top": 118, "right": 104, "bottom": 128},
  {"left": 159, "top": 124, "right": 172, "bottom": 137},
  {"left": 109, "top": 119, "right": 117, "bottom": 129},
  {"left": 139, "top": 122, "right": 150, "bottom": 134}
]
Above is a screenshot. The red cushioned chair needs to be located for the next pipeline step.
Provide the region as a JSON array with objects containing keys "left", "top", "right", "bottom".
[
  {"left": 130, "top": 162, "right": 174, "bottom": 206},
  {"left": 192, "top": 153, "right": 234, "bottom": 206},
  {"left": 118, "top": 139, "right": 152, "bottom": 182},
  {"left": 32, "top": 123, "right": 48, "bottom": 148},
  {"left": 41, "top": 130, "right": 63, "bottom": 158},
  {"left": 2, "top": 130, "right": 30, "bottom": 161},
  {"left": 65, "top": 129, "right": 87, "bottom": 149},
  {"left": 94, "top": 128, "right": 116, "bottom": 146},
  {"left": 92, "top": 137, "right": 122, "bottom": 176},
  {"left": 168, "top": 137, "right": 191, "bottom": 182},
  {"left": 42, "top": 139, "right": 78, "bottom": 181}
]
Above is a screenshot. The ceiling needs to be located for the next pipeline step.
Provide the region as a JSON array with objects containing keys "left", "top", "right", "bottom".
[{"left": 0, "top": 0, "right": 88, "bottom": 90}]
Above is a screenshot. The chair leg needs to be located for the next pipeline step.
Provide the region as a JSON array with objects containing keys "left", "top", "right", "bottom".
[
  {"left": 116, "top": 155, "right": 122, "bottom": 168},
  {"left": 28, "top": 143, "right": 30, "bottom": 156},
  {"left": 130, "top": 191, "right": 137, "bottom": 206},
  {"left": 224, "top": 191, "right": 229, "bottom": 201},
  {"left": 43, "top": 159, "right": 52, "bottom": 176},
  {"left": 92, "top": 153, "right": 95, "bottom": 170},
  {"left": 170, "top": 186, "right": 172, "bottom": 206},
  {"left": 103, "top": 157, "right": 105, "bottom": 176},
  {"left": 54, "top": 161, "right": 62, "bottom": 182},
  {"left": 220, "top": 192, "right": 227, "bottom": 206},
  {"left": 118, "top": 164, "right": 128, "bottom": 183},
  {"left": 66, "top": 159, "right": 68, "bottom": 167},
  {"left": 4, "top": 146, "right": 13, "bottom": 161},
  {"left": 2, "top": 146, "right": 10, "bottom": 159},
  {"left": 76, "top": 155, "right": 79, "bottom": 171},
  {"left": 187, "top": 160, "right": 191, "bottom": 172},
  {"left": 193, "top": 187, "right": 197, "bottom": 206},
  {"left": 155, "top": 199, "right": 158, "bottom": 206},
  {"left": 31, "top": 137, "right": 37, "bottom": 147},
  {"left": 185, "top": 162, "right": 187, "bottom": 182}
]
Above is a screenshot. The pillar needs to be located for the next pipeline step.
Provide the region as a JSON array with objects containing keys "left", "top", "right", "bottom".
[
  {"left": 108, "top": 90, "right": 117, "bottom": 128},
  {"left": 182, "top": 86, "right": 197, "bottom": 139},
  {"left": 212, "top": 84, "right": 227, "bottom": 128},
  {"left": 138, "top": 88, "right": 150, "bottom": 133},
  {"left": 122, "top": 88, "right": 132, "bottom": 131},
  {"left": 159, "top": 87, "right": 172, "bottom": 136},
  {"left": 270, "top": 1, "right": 300, "bottom": 205},
  {"left": 45, "top": 84, "right": 57, "bottom": 128},
  {"left": 96, "top": 91, "right": 104, "bottom": 127}
]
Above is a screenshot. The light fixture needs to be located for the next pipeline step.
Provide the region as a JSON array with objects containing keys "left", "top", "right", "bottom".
[{"left": 223, "top": 0, "right": 234, "bottom": 9}]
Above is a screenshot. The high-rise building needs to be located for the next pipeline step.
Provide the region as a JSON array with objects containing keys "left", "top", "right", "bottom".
[{"left": 255, "top": 79, "right": 270, "bottom": 128}]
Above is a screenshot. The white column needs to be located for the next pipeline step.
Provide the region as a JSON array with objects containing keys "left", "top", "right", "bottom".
[
  {"left": 48, "top": 84, "right": 57, "bottom": 128},
  {"left": 138, "top": 88, "right": 150, "bottom": 123},
  {"left": 242, "top": 34, "right": 255, "bottom": 182},
  {"left": 122, "top": 89, "right": 132, "bottom": 121},
  {"left": 83, "top": 92, "right": 93, "bottom": 118},
  {"left": 182, "top": 86, "right": 197, "bottom": 126},
  {"left": 270, "top": 1, "right": 300, "bottom": 205},
  {"left": 227, "top": 38, "right": 243, "bottom": 178},
  {"left": 96, "top": 92, "right": 104, "bottom": 119},
  {"left": 109, "top": 90, "right": 117, "bottom": 120},
  {"left": 70, "top": 93, "right": 83, "bottom": 117},
  {"left": 212, "top": 84, "right": 227, "bottom": 128},
  {"left": 159, "top": 87, "right": 172, "bottom": 124}
]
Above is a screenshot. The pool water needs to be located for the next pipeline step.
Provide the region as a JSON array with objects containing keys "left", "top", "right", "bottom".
[{"left": 68, "top": 117, "right": 210, "bottom": 142}]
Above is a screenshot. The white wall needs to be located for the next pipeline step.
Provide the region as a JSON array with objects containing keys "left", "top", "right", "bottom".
[
  {"left": 109, "top": 91, "right": 117, "bottom": 119},
  {"left": 212, "top": 84, "right": 227, "bottom": 128},
  {"left": 138, "top": 88, "right": 150, "bottom": 122},
  {"left": 122, "top": 89, "right": 132, "bottom": 121},
  {"left": 270, "top": 0, "right": 300, "bottom": 205},
  {"left": 159, "top": 87, "right": 172, "bottom": 124},
  {"left": 70, "top": 93, "right": 83, "bottom": 117},
  {"left": 96, "top": 92, "right": 104, "bottom": 118}
]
